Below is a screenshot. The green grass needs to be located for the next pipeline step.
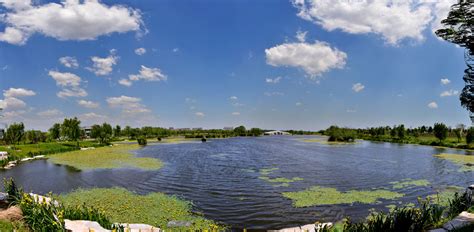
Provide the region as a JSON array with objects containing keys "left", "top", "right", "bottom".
[
  {"left": 434, "top": 153, "right": 474, "bottom": 171},
  {"left": 0, "top": 220, "right": 28, "bottom": 231},
  {"left": 48, "top": 144, "right": 163, "bottom": 170},
  {"left": 0, "top": 141, "right": 103, "bottom": 159},
  {"left": 390, "top": 179, "right": 430, "bottom": 189},
  {"left": 282, "top": 186, "right": 404, "bottom": 208},
  {"left": 59, "top": 188, "right": 221, "bottom": 230}
]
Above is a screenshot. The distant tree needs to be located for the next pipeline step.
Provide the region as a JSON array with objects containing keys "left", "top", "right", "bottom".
[
  {"left": 396, "top": 125, "right": 406, "bottom": 141},
  {"left": 61, "top": 117, "right": 81, "bottom": 147},
  {"left": 390, "top": 127, "right": 397, "bottom": 138},
  {"left": 5, "top": 123, "right": 25, "bottom": 146},
  {"left": 113, "top": 125, "right": 121, "bottom": 138},
  {"left": 25, "top": 130, "right": 43, "bottom": 144},
  {"left": 434, "top": 123, "right": 449, "bottom": 143},
  {"left": 234, "top": 125, "right": 247, "bottom": 136},
  {"left": 123, "top": 126, "right": 132, "bottom": 139},
  {"left": 249, "top": 128, "right": 263, "bottom": 136},
  {"left": 49, "top": 123, "right": 61, "bottom": 140},
  {"left": 436, "top": 1, "right": 474, "bottom": 113},
  {"left": 454, "top": 128, "right": 463, "bottom": 143},
  {"left": 90, "top": 123, "right": 113, "bottom": 144},
  {"left": 466, "top": 127, "right": 474, "bottom": 144}
]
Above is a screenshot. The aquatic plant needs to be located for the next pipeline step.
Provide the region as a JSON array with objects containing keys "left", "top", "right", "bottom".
[
  {"left": 434, "top": 153, "right": 474, "bottom": 172},
  {"left": 59, "top": 188, "right": 223, "bottom": 230},
  {"left": 4, "top": 177, "right": 22, "bottom": 203},
  {"left": 390, "top": 179, "right": 430, "bottom": 189},
  {"left": 48, "top": 144, "right": 163, "bottom": 170},
  {"left": 258, "top": 168, "right": 304, "bottom": 187},
  {"left": 282, "top": 186, "right": 404, "bottom": 207},
  {"left": 447, "top": 191, "right": 472, "bottom": 218}
]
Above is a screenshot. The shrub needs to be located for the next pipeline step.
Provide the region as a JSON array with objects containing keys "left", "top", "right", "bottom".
[
  {"left": 447, "top": 191, "right": 472, "bottom": 218},
  {"left": 3, "top": 178, "right": 21, "bottom": 204},
  {"left": 137, "top": 137, "right": 147, "bottom": 146},
  {"left": 466, "top": 128, "right": 474, "bottom": 144}
]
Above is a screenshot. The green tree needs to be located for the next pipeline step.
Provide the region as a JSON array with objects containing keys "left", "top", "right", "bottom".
[
  {"left": 249, "top": 128, "right": 263, "bottom": 136},
  {"left": 61, "top": 117, "right": 81, "bottom": 147},
  {"left": 466, "top": 127, "right": 474, "bottom": 144},
  {"left": 113, "top": 125, "right": 121, "bottom": 138},
  {"left": 454, "top": 128, "right": 463, "bottom": 143},
  {"left": 90, "top": 123, "right": 113, "bottom": 144},
  {"left": 25, "top": 130, "right": 43, "bottom": 144},
  {"left": 434, "top": 123, "right": 449, "bottom": 143},
  {"left": 48, "top": 123, "right": 61, "bottom": 140},
  {"left": 436, "top": 1, "right": 474, "bottom": 113},
  {"left": 234, "top": 125, "right": 247, "bottom": 136},
  {"left": 396, "top": 125, "right": 405, "bottom": 141},
  {"left": 5, "top": 123, "right": 25, "bottom": 146}
]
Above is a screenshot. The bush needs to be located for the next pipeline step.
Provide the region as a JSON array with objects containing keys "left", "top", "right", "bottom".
[
  {"left": 3, "top": 178, "right": 21, "bottom": 204},
  {"left": 447, "top": 191, "right": 472, "bottom": 218},
  {"left": 466, "top": 128, "right": 474, "bottom": 144},
  {"left": 326, "top": 126, "right": 356, "bottom": 142},
  {"left": 137, "top": 137, "right": 147, "bottom": 146}
]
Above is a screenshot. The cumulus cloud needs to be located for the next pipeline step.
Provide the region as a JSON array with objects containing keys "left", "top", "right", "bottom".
[
  {"left": 3, "top": 87, "right": 36, "bottom": 98},
  {"left": 229, "top": 96, "right": 238, "bottom": 100},
  {"left": 352, "top": 83, "right": 365, "bottom": 92},
  {"left": 78, "top": 100, "right": 99, "bottom": 108},
  {"left": 265, "top": 39, "right": 346, "bottom": 79},
  {"left": 0, "top": 0, "right": 144, "bottom": 45},
  {"left": 129, "top": 65, "right": 167, "bottom": 82},
  {"left": 440, "top": 89, "right": 459, "bottom": 97},
  {"left": 428, "top": 101, "right": 438, "bottom": 109},
  {"left": 37, "top": 109, "right": 63, "bottom": 117},
  {"left": 135, "top": 47, "right": 146, "bottom": 55},
  {"left": 107, "top": 95, "right": 150, "bottom": 114},
  {"left": 59, "top": 56, "right": 79, "bottom": 68},
  {"left": 265, "top": 76, "right": 282, "bottom": 84},
  {"left": 441, "top": 78, "right": 451, "bottom": 85},
  {"left": 291, "top": 0, "right": 449, "bottom": 45},
  {"left": 88, "top": 50, "right": 118, "bottom": 76},
  {"left": 118, "top": 78, "right": 132, "bottom": 87},
  {"left": 195, "top": 112, "right": 205, "bottom": 117},
  {"left": 295, "top": 30, "right": 307, "bottom": 42},
  {"left": 57, "top": 88, "right": 87, "bottom": 98},
  {"left": 0, "top": 88, "right": 35, "bottom": 114},
  {"left": 48, "top": 70, "right": 87, "bottom": 98}
]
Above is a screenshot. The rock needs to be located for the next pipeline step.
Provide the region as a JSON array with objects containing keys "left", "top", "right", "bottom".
[
  {"left": 119, "top": 223, "right": 160, "bottom": 232},
  {"left": 20, "top": 157, "right": 33, "bottom": 162},
  {"left": 268, "top": 223, "right": 332, "bottom": 232},
  {"left": 65, "top": 220, "right": 109, "bottom": 232},
  {"left": 0, "top": 206, "right": 22, "bottom": 221},
  {"left": 300, "top": 224, "right": 316, "bottom": 232},
  {"left": 268, "top": 226, "right": 301, "bottom": 232},
  {"left": 167, "top": 220, "right": 192, "bottom": 227},
  {"left": 443, "top": 211, "right": 474, "bottom": 231}
]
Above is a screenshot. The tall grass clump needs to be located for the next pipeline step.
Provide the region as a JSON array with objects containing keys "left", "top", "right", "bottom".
[{"left": 137, "top": 137, "right": 147, "bottom": 146}]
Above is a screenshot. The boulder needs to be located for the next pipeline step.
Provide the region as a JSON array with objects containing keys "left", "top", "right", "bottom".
[
  {"left": 119, "top": 223, "right": 160, "bottom": 232},
  {"left": 443, "top": 211, "right": 474, "bottom": 231},
  {"left": 65, "top": 220, "right": 109, "bottom": 232}
]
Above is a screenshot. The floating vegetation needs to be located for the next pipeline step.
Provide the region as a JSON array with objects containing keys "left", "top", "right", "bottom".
[
  {"left": 434, "top": 153, "right": 474, "bottom": 171},
  {"left": 428, "top": 186, "right": 464, "bottom": 207},
  {"left": 258, "top": 168, "right": 303, "bottom": 187},
  {"left": 282, "top": 186, "right": 404, "bottom": 208},
  {"left": 59, "top": 188, "right": 221, "bottom": 230},
  {"left": 390, "top": 178, "right": 430, "bottom": 189},
  {"left": 49, "top": 144, "right": 163, "bottom": 170}
]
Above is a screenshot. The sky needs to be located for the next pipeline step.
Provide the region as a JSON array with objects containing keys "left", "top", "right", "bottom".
[{"left": 0, "top": 0, "right": 470, "bottom": 131}]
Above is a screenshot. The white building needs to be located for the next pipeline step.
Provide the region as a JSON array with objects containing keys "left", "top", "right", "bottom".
[{"left": 264, "top": 130, "right": 290, "bottom": 136}]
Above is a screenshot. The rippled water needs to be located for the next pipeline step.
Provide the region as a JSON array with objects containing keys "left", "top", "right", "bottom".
[{"left": 0, "top": 136, "right": 473, "bottom": 229}]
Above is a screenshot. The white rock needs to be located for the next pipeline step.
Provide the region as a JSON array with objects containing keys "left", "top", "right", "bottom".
[
  {"left": 443, "top": 211, "right": 474, "bottom": 231},
  {"left": 119, "top": 223, "right": 160, "bottom": 232},
  {"left": 65, "top": 220, "right": 110, "bottom": 232}
]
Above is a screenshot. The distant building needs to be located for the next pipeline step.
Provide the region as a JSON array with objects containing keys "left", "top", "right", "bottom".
[
  {"left": 168, "top": 127, "right": 174, "bottom": 130},
  {"left": 264, "top": 130, "right": 290, "bottom": 136},
  {"left": 192, "top": 127, "right": 203, "bottom": 131},
  {"left": 223, "top": 127, "right": 233, "bottom": 131},
  {"left": 81, "top": 126, "right": 92, "bottom": 138}
]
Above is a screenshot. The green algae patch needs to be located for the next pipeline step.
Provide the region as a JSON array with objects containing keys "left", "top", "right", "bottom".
[
  {"left": 59, "top": 188, "right": 220, "bottom": 230},
  {"left": 428, "top": 186, "right": 464, "bottom": 207},
  {"left": 282, "top": 186, "right": 404, "bottom": 208},
  {"left": 390, "top": 179, "right": 430, "bottom": 189},
  {"left": 48, "top": 144, "right": 163, "bottom": 170},
  {"left": 259, "top": 168, "right": 279, "bottom": 176},
  {"left": 258, "top": 168, "right": 303, "bottom": 187},
  {"left": 434, "top": 153, "right": 474, "bottom": 171}
]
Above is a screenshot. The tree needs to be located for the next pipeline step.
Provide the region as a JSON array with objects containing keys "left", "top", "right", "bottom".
[
  {"left": 436, "top": 1, "right": 474, "bottom": 113},
  {"left": 25, "top": 130, "right": 44, "bottom": 144},
  {"left": 467, "top": 127, "right": 474, "bottom": 144},
  {"left": 113, "top": 125, "right": 121, "bottom": 138},
  {"left": 61, "top": 117, "right": 81, "bottom": 147},
  {"left": 234, "top": 125, "right": 247, "bottom": 136},
  {"left": 123, "top": 126, "right": 132, "bottom": 139},
  {"left": 454, "top": 128, "right": 463, "bottom": 143},
  {"left": 434, "top": 123, "right": 449, "bottom": 143},
  {"left": 49, "top": 123, "right": 61, "bottom": 140},
  {"left": 249, "top": 128, "right": 263, "bottom": 136},
  {"left": 90, "top": 123, "right": 113, "bottom": 144},
  {"left": 5, "top": 123, "right": 25, "bottom": 146},
  {"left": 396, "top": 125, "right": 405, "bottom": 141}
]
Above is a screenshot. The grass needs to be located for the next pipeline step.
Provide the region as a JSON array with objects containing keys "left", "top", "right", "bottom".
[
  {"left": 48, "top": 143, "right": 163, "bottom": 170},
  {"left": 434, "top": 153, "right": 474, "bottom": 171},
  {"left": 258, "top": 168, "right": 304, "bottom": 187},
  {"left": 0, "top": 141, "right": 102, "bottom": 159},
  {"left": 59, "top": 188, "right": 221, "bottom": 230},
  {"left": 282, "top": 186, "right": 404, "bottom": 208},
  {"left": 390, "top": 179, "right": 430, "bottom": 189},
  {"left": 0, "top": 220, "right": 28, "bottom": 231}
]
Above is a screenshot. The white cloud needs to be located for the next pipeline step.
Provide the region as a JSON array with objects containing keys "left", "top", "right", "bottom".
[
  {"left": 229, "top": 96, "right": 238, "bottom": 100},
  {"left": 291, "top": 0, "right": 439, "bottom": 45},
  {"left": 441, "top": 78, "right": 451, "bottom": 85},
  {"left": 265, "top": 76, "right": 282, "bottom": 84},
  {"left": 296, "top": 102, "right": 303, "bottom": 106},
  {"left": 264, "top": 92, "right": 284, "bottom": 97},
  {"left": 431, "top": 0, "right": 458, "bottom": 34},
  {"left": 107, "top": 95, "right": 150, "bottom": 114},
  {"left": 79, "top": 112, "right": 107, "bottom": 123},
  {"left": 352, "top": 83, "right": 365, "bottom": 92},
  {"left": 134, "top": 47, "right": 146, "bottom": 55},
  {"left": 129, "top": 65, "right": 167, "bottom": 82},
  {"left": 195, "top": 112, "right": 205, "bottom": 117},
  {"left": 173, "top": 48, "right": 179, "bottom": 52},
  {"left": 57, "top": 88, "right": 87, "bottom": 98},
  {"left": 88, "top": 50, "right": 118, "bottom": 76},
  {"left": 37, "top": 109, "right": 62, "bottom": 117},
  {"left": 231, "top": 112, "right": 240, "bottom": 116},
  {"left": 428, "top": 101, "right": 438, "bottom": 109},
  {"left": 0, "top": 97, "right": 26, "bottom": 109},
  {"left": 440, "top": 89, "right": 459, "bottom": 97},
  {"left": 78, "top": 100, "right": 99, "bottom": 109},
  {"left": 59, "top": 56, "right": 79, "bottom": 68},
  {"left": 232, "top": 102, "right": 244, "bottom": 107},
  {"left": 265, "top": 39, "right": 346, "bottom": 78},
  {"left": 48, "top": 70, "right": 81, "bottom": 87},
  {"left": 3, "top": 87, "right": 36, "bottom": 98},
  {"left": 0, "top": 0, "right": 144, "bottom": 45},
  {"left": 296, "top": 30, "right": 307, "bottom": 42},
  {"left": 346, "top": 109, "right": 357, "bottom": 113},
  {"left": 118, "top": 78, "right": 132, "bottom": 87}
]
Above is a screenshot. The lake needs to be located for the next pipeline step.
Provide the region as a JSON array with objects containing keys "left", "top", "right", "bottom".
[{"left": 0, "top": 136, "right": 473, "bottom": 230}]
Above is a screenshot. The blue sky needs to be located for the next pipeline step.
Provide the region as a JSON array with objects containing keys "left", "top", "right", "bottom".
[{"left": 0, "top": 0, "right": 470, "bottom": 130}]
